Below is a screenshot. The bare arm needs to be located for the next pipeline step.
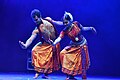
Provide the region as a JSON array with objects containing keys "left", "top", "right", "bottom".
[
  {"left": 45, "top": 17, "right": 63, "bottom": 25},
  {"left": 53, "top": 31, "right": 65, "bottom": 45},
  {"left": 53, "top": 37, "right": 62, "bottom": 45},
  {"left": 80, "top": 24, "right": 97, "bottom": 33},
  {"left": 19, "top": 28, "right": 38, "bottom": 49},
  {"left": 52, "top": 20, "right": 63, "bottom": 25}
]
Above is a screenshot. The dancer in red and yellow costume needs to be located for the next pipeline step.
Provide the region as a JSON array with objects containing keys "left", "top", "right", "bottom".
[{"left": 53, "top": 12, "right": 97, "bottom": 80}]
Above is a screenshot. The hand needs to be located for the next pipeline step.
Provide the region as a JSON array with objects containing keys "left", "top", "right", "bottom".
[
  {"left": 52, "top": 43, "right": 56, "bottom": 46},
  {"left": 91, "top": 27, "right": 97, "bottom": 34},
  {"left": 48, "top": 38, "right": 54, "bottom": 45},
  {"left": 19, "top": 41, "right": 27, "bottom": 49}
]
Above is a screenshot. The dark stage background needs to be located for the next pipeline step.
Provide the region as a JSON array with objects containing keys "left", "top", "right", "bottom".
[{"left": 0, "top": 0, "right": 120, "bottom": 77}]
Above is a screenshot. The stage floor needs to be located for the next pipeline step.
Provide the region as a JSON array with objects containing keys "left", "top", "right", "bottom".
[{"left": 0, "top": 73, "right": 119, "bottom": 80}]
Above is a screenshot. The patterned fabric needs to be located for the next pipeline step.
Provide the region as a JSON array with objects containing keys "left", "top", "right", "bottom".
[
  {"left": 32, "top": 42, "right": 60, "bottom": 73},
  {"left": 59, "top": 21, "right": 90, "bottom": 76},
  {"left": 59, "top": 21, "right": 82, "bottom": 42},
  {"left": 60, "top": 45, "right": 90, "bottom": 76},
  {"left": 32, "top": 19, "right": 60, "bottom": 74}
]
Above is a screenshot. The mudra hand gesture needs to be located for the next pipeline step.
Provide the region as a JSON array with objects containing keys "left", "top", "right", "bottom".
[{"left": 19, "top": 41, "right": 27, "bottom": 49}]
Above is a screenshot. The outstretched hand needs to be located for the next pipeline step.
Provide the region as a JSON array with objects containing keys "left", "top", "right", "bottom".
[
  {"left": 52, "top": 43, "right": 56, "bottom": 46},
  {"left": 91, "top": 27, "right": 97, "bottom": 34},
  {"left": 19, "top": 41, "right": 27, "bottom": 49}
]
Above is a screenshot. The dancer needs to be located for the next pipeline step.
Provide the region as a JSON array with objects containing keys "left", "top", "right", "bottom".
[
  {"left": 53, "top": 12, "right": 96, "bottom": 80},
  {"left": 19, "top": 9, "right": 63, "bottom": 79}
]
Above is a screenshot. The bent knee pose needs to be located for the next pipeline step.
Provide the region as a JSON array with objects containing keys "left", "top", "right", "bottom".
[
  {"left": 53, "top": 11, "right": 96, "bottom": 80},
  {"left": 19, "top": 9, "right": 63, "bottom": 79}
]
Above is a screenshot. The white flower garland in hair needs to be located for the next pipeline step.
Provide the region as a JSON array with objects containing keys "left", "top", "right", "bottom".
[{"left": 64, "top": 11, "right": 73, "bottom": 22}]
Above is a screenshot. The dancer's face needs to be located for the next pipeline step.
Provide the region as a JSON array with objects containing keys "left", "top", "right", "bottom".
[
  {"left": 33, "top": 15, "right": 41, "bottom": 25},
  {"left": 63, "top": 19, "right": 72, "bottom": 26}
]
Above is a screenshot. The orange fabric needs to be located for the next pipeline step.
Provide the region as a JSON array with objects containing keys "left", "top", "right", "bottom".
[
  {"left": 60, "top": 45, "right": 90, "bottom": 76},
  {"left": 32, "top": 42, "right": 60, "bottom": 73}
]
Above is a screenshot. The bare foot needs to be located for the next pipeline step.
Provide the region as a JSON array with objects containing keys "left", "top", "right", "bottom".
[
  {"left": 65, "top": 77, "right": 69, "bottom": 80},
  {"left": 33, "top": 73, "right": 39, "bottom": 79},
  {"left": 65, "top": 77, "right": 77, "bottom": 80},
  {"left": 42, "top": 75, "right": 49, "bottom": 79}
]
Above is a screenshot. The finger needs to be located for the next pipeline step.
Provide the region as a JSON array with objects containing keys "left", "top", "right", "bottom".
[{"left": 19, "top": 41, "right": 21, "bottom": 43}]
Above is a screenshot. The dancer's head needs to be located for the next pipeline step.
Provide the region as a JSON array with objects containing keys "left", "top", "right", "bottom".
[
  {"left": 63, "top": 11, "right": 73, "bottom": 26},
  {"left": 31, "top": 9, "right": 42, "bottom": 25}
]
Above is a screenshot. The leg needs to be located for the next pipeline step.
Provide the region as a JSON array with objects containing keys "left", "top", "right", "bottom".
[
  {"left": 42, "top": 73, "right": 49, "bottom": 79},
  {"left": 65, "top": 74, "right": 69, "bottom": 80},
  {"left": 82, "top": 69, "right": 87, "bottom": 80},
  {"left": 69, "top": 75, "right": 77, "bottom": 80}
]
